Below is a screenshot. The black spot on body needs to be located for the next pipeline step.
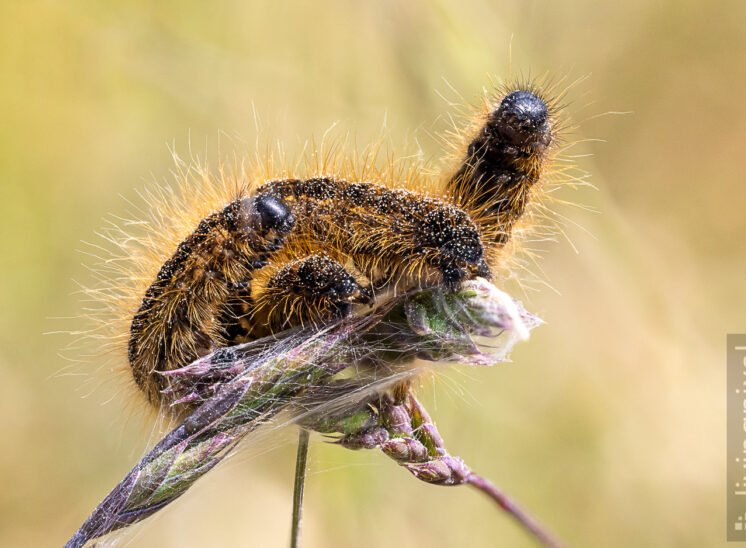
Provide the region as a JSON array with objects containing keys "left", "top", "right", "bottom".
[{"left": 210, "top": 346, "right": 238, "bottom": 367}]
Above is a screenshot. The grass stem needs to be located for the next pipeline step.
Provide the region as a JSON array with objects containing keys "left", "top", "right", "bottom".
[{"left": 290, "top": 429, "right": 310, "bottom": 548}]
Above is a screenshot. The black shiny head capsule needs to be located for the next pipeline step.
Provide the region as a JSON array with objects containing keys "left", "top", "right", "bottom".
[
  {"left": 254, "top": 194, "right": 296, "bottom": 233},
  {"left": 491, "top": 90, "right": 550, "bottom": 147},
  {"left": 238, "top": 194, "right": 296, "bottom": 235}
]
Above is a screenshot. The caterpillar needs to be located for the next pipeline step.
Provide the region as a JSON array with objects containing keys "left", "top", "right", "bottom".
[{"left": 111, "top": 80, "right": 566, "bottom": 416}]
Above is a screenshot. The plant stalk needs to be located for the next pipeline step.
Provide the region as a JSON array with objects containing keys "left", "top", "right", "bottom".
[
  {"left": 290, "top": 429, "right": 310, "bottom": 548},
  {"left": 467, "top": 473, "right": 565, "bottom": 548}
]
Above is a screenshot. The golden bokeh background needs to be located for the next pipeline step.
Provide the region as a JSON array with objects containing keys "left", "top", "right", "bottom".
[{"left": 1, "top": 1, "right": 743, "bottom": 547}]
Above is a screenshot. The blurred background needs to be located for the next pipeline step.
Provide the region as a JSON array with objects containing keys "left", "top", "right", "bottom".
[{"left": 1, "top": 1, "right": 743, "bottom": 546}]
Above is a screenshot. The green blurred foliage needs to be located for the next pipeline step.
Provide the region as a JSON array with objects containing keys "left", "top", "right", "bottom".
[{"left": 1, "top": 0, "right": 743, "bottom": 546}]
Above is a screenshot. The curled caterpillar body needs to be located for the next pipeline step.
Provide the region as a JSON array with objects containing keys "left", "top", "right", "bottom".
[{"left": 121, "top": 82, "right": 566, "bottom": 415}]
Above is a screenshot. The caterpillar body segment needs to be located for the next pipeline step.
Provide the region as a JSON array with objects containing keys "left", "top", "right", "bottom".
[
  {"left": 255, "top": 177, "right": 489, "bottom": 289},
  {"left": 127, "top": 195, "right": 295, "bottom": 406}
]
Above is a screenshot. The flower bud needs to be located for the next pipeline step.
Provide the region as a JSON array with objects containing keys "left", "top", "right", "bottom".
[{"left": 381, "top": 437, "right": 429, "bottom": 462}]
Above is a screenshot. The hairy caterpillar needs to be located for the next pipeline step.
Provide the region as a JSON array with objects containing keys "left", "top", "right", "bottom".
[{"left": 112, "top": 80, "right": 566, "bottom": 417}]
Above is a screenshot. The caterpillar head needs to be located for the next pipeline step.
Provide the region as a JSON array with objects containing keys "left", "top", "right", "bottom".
[
  {"left": 238, "top": 194, "right": 296, "bottom": 236},
  {"left": 490, "top": 90, "right": 552, "bottom": 149}
]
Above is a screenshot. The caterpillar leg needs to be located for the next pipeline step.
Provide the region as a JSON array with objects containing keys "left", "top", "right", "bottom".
[
  {"left": 447, "top": 90, "right": 554, "bottom": 245},
  {"left": 251, "top": 253, "right": 373, "bottom": 333}
]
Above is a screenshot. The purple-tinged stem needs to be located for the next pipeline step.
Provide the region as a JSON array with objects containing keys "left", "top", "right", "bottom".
[{"left": 467, "top": 473, "right": 566, "bottom": 548}]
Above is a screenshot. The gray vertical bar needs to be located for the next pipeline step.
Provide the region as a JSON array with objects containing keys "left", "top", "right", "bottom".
[{"left": 728, "top": 334, "right": 746, "bottom": 541}]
